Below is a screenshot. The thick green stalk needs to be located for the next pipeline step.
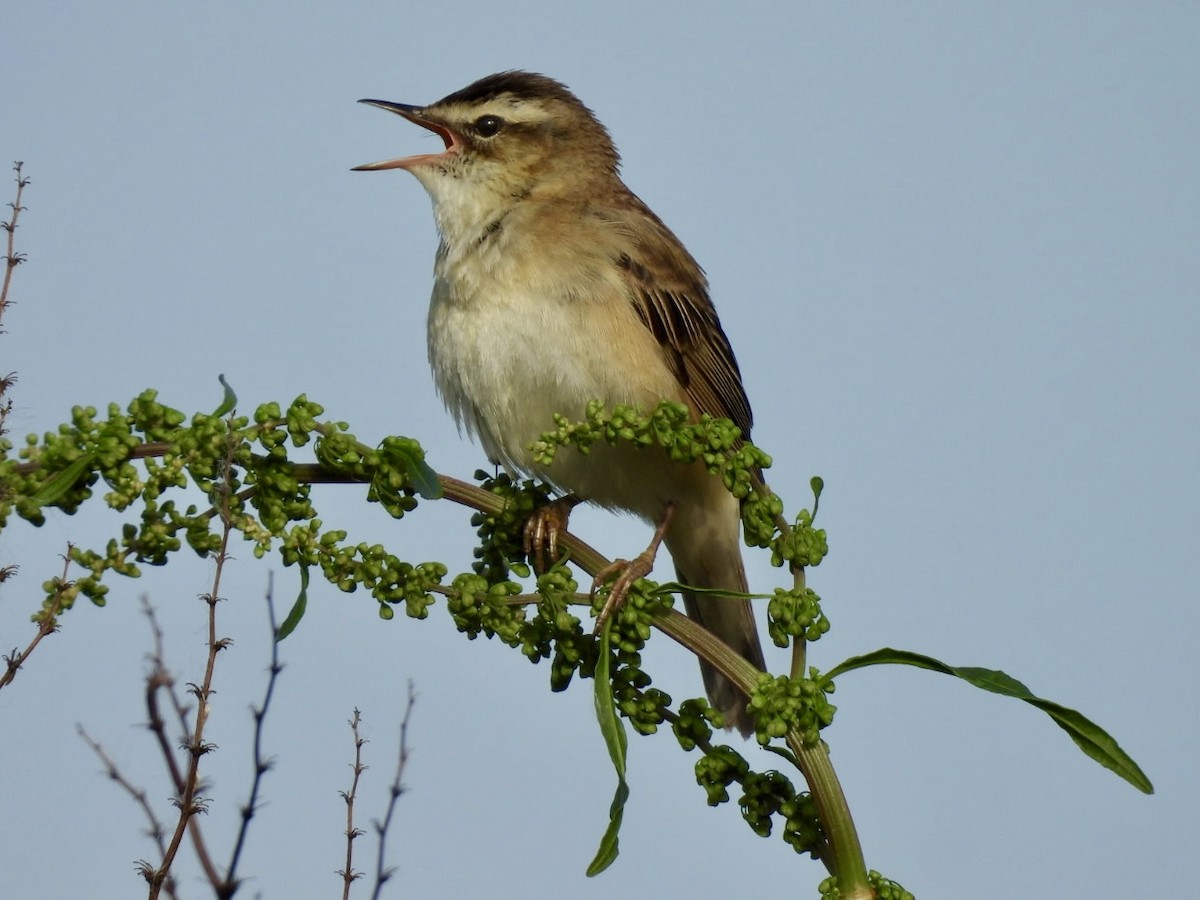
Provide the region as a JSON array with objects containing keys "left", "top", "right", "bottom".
[{"left": 652, "top": 609, "right": 868, "bottom": 892}]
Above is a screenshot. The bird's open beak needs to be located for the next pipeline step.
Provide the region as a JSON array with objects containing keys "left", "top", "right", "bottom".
[{"left": 352, "top": 99, "right": 460, "bottom": 171}]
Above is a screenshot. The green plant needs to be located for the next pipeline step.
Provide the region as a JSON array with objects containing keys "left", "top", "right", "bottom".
[{"left": 0, "top": 385, "right": 1153, "bottom": 899}]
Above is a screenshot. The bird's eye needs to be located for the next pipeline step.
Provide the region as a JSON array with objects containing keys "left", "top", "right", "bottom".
[{"left": 473, "top": 115, "right": 504, "bottom": 138}]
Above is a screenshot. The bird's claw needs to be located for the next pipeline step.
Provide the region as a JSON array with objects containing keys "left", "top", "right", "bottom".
[
  {"left": 522, "top": 496, "right": 580, "bottom": 574},
  {"left": 590, "top": 501, "right": 676, "bottom": 634},
  {"left": 591, "top": 548, "right": 657, "bottom": 634}
]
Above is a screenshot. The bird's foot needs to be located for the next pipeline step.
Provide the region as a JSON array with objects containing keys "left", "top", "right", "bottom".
[
  {"left": 590, "top": 502, "right": 676, "bottom": 634},
  {"left": 522, "top": 495, "right": 581, "bottom": 574},
  {"left": 591, "top": 550, "right": 658, "bottom": 633}
]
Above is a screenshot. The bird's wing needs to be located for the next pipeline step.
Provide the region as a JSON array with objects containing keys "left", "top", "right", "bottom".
[{"left": 611, "top": 199, "right": 753, "bottom": 437}]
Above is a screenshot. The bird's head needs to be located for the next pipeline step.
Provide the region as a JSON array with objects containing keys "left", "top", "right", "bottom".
[{"left": 355, "top": 71, "right": 620, "bottom": 239}]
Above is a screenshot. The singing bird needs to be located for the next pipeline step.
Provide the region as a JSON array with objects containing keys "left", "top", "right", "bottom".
[{"left": 355, "top": 71, "right": 765, "bottom": 734}]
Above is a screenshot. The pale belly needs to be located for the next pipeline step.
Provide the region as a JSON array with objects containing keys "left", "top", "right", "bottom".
[{"left": 426, "top": 276, "right": 691, "bottom": 518}]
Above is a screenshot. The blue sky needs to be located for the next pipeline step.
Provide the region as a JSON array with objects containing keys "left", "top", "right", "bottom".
[{"left": 3, "top": 3, "right": 1196, "bottom": 898}]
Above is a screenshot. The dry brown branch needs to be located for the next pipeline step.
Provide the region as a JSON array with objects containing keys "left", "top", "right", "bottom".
[
  {"left": 339, "top": 709, "right": 368, "bottom": 899},
  {"left": 0, "top": 161, "right": 29, "bottom": 444},
  {"left": 138, "top": 597, "right": 223, "bottom": 890},
  {"left": 85, "top": 580, "right": 287, "bottom": 900},
  {"left": 223, "top": 575, "right": 283, "bottom": 893},
  {"left": 77, "top": 724, "right": 180, "bottom": 900},
  {"left": 0, "top": 162, "right": 29, "bottom": 582},
  {"left": 141, "top": 598, "right": 194, "bottom": 795},
  {"left": 0, "top": 161, "right": 28, "bottom": 319},
  {"left": 145, "top": 418, "right": 240, "bottom": 899},
  {"left": 370, "top": 682, "right": 416, "bottom": 900}
]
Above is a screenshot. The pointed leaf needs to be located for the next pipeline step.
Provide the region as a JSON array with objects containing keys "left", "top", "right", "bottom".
[
  {"left": 404, "top": 453, "right": 442, "bottom": 500},
  {"left": 31, "top": 454, "right": 96, "bottom": 505},
  {"left": 826, "top": 647, "right": 1153, "bottom": 794},
  {"left": 212, "top": 374, "right": 238, "bottom": 418},
  {"left": 275, "top": 565, "right": 309, "bottom": 641},
  {"left": 586, "top": 621, "right": 629, "bottom": 876}
]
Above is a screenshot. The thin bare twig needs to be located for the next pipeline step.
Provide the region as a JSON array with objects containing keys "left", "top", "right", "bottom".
[
  {"left": 339, "top": 709, "right": 368, "bottom": 899},
  {"left": 146, "top": 418, "right": 240, "bottom": 899},
  {"left": 139, "top": 597, "right": 223, "bottom": 891},
  {"left": 370, "top": 682, "right": 416, "bottom": 900},
  {"left": 91, "top": 579, "right": 286, "bottom": 900},
  {"left": 0, "top": 546, "right": 73, "bottom": 692},
  {"left": 0, "top": 161, "right": 28, "bottom": 446},
  {"left": 142, "top": 600, "right": 196, "bottom": 796},
  {"left": 223, "top": 574, "right": 284, "bottom": 895},
  {"left": 0, "top": 161, "right": 28, "bottom": 320},
  {"left": 142, "top": 599, "right": 190, "bottom": 794},
  {"left": 76, "top": 724, "right": 180, "bottom": 900}
]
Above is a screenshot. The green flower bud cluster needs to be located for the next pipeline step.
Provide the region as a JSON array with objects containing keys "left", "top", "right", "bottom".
[
  {"left": 469, "top": 470, "right": 551, "bottom": 583},
  {"left": 778, "top": 787, "right": 823, "bottom": 856},
  {"left": 749, "top": 671, "right": 837, "bottom": 748},
  {"left": 529, "top": 568, "right": 596, "bottom": 689},
  {"left": 316, "top": 542, "right": 448, "bottom": 620},
  {"left": 281, "top": 394, "right": 322, "bottom": 446},
  {"left": 593, "top": 580, "right": 673, "bottom": 734},
  {"left": 529, "top": 401, "right": 771, "bottom": 497},
  {"left": 601, "top": 402, "right": 674, "bottom": 451},
  {"left": 610, "top": 647, "right": 670, "bottom": 735},
  {"left": 772, "top": 507, "right": 828, "bottom": 569},
  {"left": 679, "top": 703, "right": 826, "bottom": 856},
  {"left": 602, "top": 577, "right": 674, "bottom": 656},
  {"left": 741, "top": 486, "right": 785, "bottom": 549},
  {"left": 313, "top": 430, "right": 423, "bottom": 521},
  {"left": 671, "top": 697, "right": 722, "bottom": 751},
  {"left": 444, "top": 562, "right": 599, "bottom": 698},
  {"left": 819, "top": 871, "right": 914, "bottom": 900},
  {"left": 693, "top": 743, "right": 751, "bottom": 805},
  {"left": 530, "top": 400, "right": 681, "bottom": 466},
  {"left": 4, "top": 404, "right": 122, "bottom": 525},
  {"left": 245, "top": 451, "right": 314, "bottom": 538},
  {"left": 529, "top": 401, "right": 616, "bottom": 465},
  {"left": 62, "top": 495, "right": 225, "bottom": 610},
  {"left": 739, "top": 769, "right": 824, "bottom": 857},
  {"left": 446, "top": 571, "right": 527, "bottom": 645},
  {"left": 524, "top": 404, "right": 817, "bottom": 592},
  {"left": 367, "top": 436, "right": 427, "bottom": 519},
  {"left": 639, "top": 403, "right": 733, "bottom": 467},
  {"left": 4, "top": 393, "right": 230, "bottom": 612},
  {"left": 767, "top": 586, "right": 830, "bottom": 648},
  {"left": 36, "top": 574, "right": 82, "bottom": 622},
  {"left": 2, "top": 390, "right": 454, "bottom": 624},
  {"left": 713, "top": 442, "right": 770, "bottom": 500}
]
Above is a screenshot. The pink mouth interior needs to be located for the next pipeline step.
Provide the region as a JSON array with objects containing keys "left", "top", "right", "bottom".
[
  {"left": 423, "top": 120, "right": 455, "bottom": 152},
  {"left": 354, "top": 116, "right": 458, "bottom": 171}
]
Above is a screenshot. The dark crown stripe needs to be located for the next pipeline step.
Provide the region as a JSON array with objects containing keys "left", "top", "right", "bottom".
[{"left": 436, "top": 70, "right": 582, "bottom": 108}]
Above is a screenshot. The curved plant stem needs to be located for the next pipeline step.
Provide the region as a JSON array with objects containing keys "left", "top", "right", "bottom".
[
  {"left": 787, "top": 737, "right": 869, "bottom": 894},
  {"left": 651, "top": 610, "right": 867, "bottom": 893}
]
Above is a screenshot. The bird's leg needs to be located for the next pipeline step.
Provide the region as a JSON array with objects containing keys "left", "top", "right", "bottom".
[
  {"left": 523, "top": 495, "right": 581, "bottom": 574},
  {"left": 591, "top": 502, "right": 676, "bottom": 633}
]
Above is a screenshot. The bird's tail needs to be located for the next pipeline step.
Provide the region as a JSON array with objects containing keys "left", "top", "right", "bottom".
[{"left": 668, "top": 496, "right": 765, "bottom": 737}]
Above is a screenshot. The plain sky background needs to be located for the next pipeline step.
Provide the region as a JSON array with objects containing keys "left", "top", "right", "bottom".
[{"left": 2, "top": 3, "right": 1196, "bottom": 898}]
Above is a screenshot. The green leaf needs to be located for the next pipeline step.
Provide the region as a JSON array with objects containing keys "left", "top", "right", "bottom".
[
  {"left": 31, "top": 454, "right": 96, "bottom": 505},
  {"left": 212, "top": 374, "right": 238, "bottom": 418},
  {"left": 586, "top": 620, "right": 629, "bottom": 876},
  {"left": 826, "top": 648, "right": 1153, "bottom": 794},
  {"left": 398, "top": 447, "right": 442, "bottom": 500},
  {"left": 407, "top": 456, "right": 442, "bottom": 500},
  {"left": 810, "top": 475, "right": 823, "bottom": 519},
  {"left": 275, "top": 564, "right": 309, "bottom": 641}
]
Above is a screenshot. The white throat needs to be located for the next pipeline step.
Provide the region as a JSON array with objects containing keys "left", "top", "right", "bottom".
[{"left": 410, "top": 164, "right": 519, "bottom": 250}]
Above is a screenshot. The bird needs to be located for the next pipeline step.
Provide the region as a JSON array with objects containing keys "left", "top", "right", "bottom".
[{"left": 354, "top": 70, "right": 766, "bottom": 735}]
